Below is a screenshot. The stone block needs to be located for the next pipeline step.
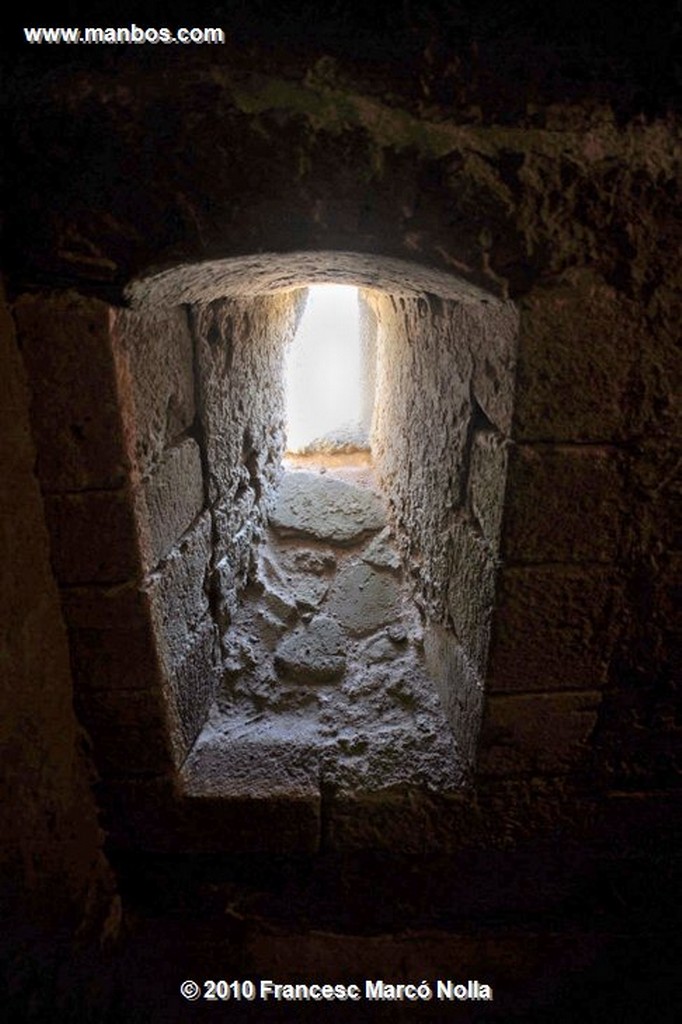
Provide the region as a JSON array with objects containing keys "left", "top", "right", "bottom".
[
  {"left": 637, "top": 313, "right": 682, "bottom": 437},
  {"left": 69, "top": 622, "right": 160, "bottom": 692},
  {"left": 163, "top": 618, "right": 220, "bottom": 765},
  {"left": 193, "top": 294, "right": 295, "bottom": 508},
  {"left": 270, "top": 471, "right": 386, "bottom": 544},
  {"left": 44, "top": 488, "right": 141, "bottom": 584},
  {"left": 487, "top": 566, "right": 624, "bottom": 692},
  {"left": 138, "top": 438, "right": 204, "bottom": 568},
  {"left": 468, "top": 428, "right": 509, "bottom": 545},
  {"left": 14, "top": 290, "right": 130, "bottom": 491},
  {"left": 361, "top": 526, "right": 401, "bottom": 570},
  {"left": 112, "top": 304, "right": 196, "bottom": 475},
  {"left": 477, "top": 692, "right": 600, "bottom": 777},
  {"left": 275, "top": 615, "right": 346, "bottom": 682},
  {"left": 326, "top": 562, "right": 401, "bottom": 636},
  {"left": 145, "top": 514, "right": 212, "bottom": 664},
  {"left": 445, "top": 522, "right": 498, "bottom": 674},
  {"left": 178, "top": 732, "right": 321, "bottom": 852},
  {"left": 501, "top": 444, "right": 624, "bottom": 563},
  {"left": 513, "top": 273, "right": 637, "bottom": 442},
  {"left": 467, "top": 298, "right": 519, "bottom": 434},
  {"left": 76, "top": 687, "right": 174, "bottom": 777},
  {"left": 424, "top": 626, "right": 484, "bottom": 769}
]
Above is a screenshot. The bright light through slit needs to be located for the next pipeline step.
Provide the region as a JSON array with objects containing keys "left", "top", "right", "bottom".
[{"left": 284, "top": 284, "right": 364, "bottom": 454}]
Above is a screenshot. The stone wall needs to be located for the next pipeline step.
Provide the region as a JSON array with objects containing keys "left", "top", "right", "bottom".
[
  {"left": 14, "top": 295, "right": 212, "bottom": 779},
  {"left": 191, "top": 292, "right": 306, "bottom": 635},
  {"left": 3, "top": 6, "right": 681, "bottom": 1018},
  {"left": 13, "top": 287, "right": 306, "bottom": 808},
  {"left": 371, "top": 291, "right": 517, "bottom": 765},
  {"left": 0, "top": 284, "right": 117, "bottom": 1016}
]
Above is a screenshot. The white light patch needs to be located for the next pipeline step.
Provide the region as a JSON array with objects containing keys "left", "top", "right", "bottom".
[{"left": 285, "top": 284, "right": 363, "bottom": 453}]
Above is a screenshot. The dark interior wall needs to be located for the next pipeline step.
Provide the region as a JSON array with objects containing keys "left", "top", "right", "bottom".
[
  {"left": 0, "top": 283, "right": 118, "bottom": 1009},
  {"left": 2, "top": 3, "right": 681, "bottom": 1019}
]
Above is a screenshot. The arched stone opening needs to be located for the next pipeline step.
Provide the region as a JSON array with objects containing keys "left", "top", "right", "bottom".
[{"left": 15, "top": 249, "right": 517, "bottom": 849}]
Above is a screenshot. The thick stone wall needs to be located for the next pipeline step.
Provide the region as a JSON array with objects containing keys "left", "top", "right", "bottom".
[
  {"left": 371, "top": 291, "right": 517, "bottom": 765},
  {"left": 12, "top": 288, "right": 306, "bottom": 833},
  {"left": 0, "top": 285, "right": 118, "bottom": 1016},
  {"left": 14, "top": 294, "right": 221, "bottom": 779},
  {"left": 3, "top": 7, "right": 681, "bottom": 1018},
  {"left": 190, "top": 292, "right": 305, "bottom": 635}
]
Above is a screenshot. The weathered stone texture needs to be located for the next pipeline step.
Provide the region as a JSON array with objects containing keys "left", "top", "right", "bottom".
[
  {"left": 137, "top": 437, "right": 204, "bottom": 569},
  {"left": 275, "top": 614, "right": 347, "bottom": 681},
  {"left": 0, "top": 286, "right": 115, "bottom": 955},
  {"left": 371, "top": 294, "right": 474, "bottom": 552},
  {"left": 468, "top": 299, "right": 519, "bottom": 434},
  {"left": 424, "top": 627, "right": 485, "bottom": 770},
  {"left": 193, "top": 291, "right": 305, "bottom": 617},
  {"left": 370, "top": 291, "right": 517, "bottom": 743},
  {"left": 487, "top": 566, "right": 624, "bottom": 692},
  {"left": 502, "top": 445, "right": 624, "bottom": 564},
  {"left": 112, "top": 304, "right": 196, "bottom": 475},
  {"left": 513, "top": 272, "right": 639, "bottom": 442},
  {"left": 468, "top": 428, "right": 510, "bottom": 545},
  {"left": 163, "top": 618, "right": 221, "bottom": 763},
  {"left": 270, "top": 471, "right": 386, "bottom": 543},
  {"left": 14, "top": 291, "right": 129, "bottom": 492},
  {"left": 145, "top": 514, "right": 212, "bottom": 664},
  {"left": 193, "top": 292, "right": 304, "bottom": 508},
  {"left": 325, "top": 562, "right": 401, "bottom": 636},
  {"left": 44, "top": 488, "right": 142, "bottom": 584},
  {"left": 2, "top": 19, "right": 681, "bottom": 1022}
]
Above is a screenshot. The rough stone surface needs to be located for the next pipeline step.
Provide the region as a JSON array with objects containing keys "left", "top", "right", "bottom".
[
  {"left": 502, "top": 445, "right": 624, "bottom": 564},
  {"left": 193, "top": 292, "right": 304, "bottom": 626},
  {"left": 487, "top": 566, "right": 624, "bottom": 692},
  {"left": 145, "top": 514, "right": 212, "bottom": 664},
  {"left": 113, "top": 304, "right": 196, "bottom": 476},
  {"left": 275, "top": 615, "right": 346, "bottom": 682},
  {"left": 270, "top": 471, "right": 386, "bottom": 543},
  {"left": 326, "top": 561, "right": 401, "bottom": 636},
  {"left": 15, "top": 291, "right": 130, "bottom": 492},
  {"left": 424, "top": 627, "right": 485, "bottom": 770},
  {"left": 371, "top": 290, "right": 515, "bottom": 685},
  {"left": 138, "top": 437, "right": 204, "bottom": 569},
  {"left": 3, "top": 19, "right": 682, "bottom": 1018},
  {"left": 514, "top": 272, "right": 639, "bottom": 442},
  {"left": 177, "top": 729, "right": 321, "bottom": 853},
  {"left": 362, "top": 526, "right": 401, "bottom": 570},
  {"left": 164, "top": 618, "right": 221, "bottom": 765},
  {"left": 468, "top": 429, "right": 510, "bottom": 544},
  {"left": 193, "top": 293, "right": 302, "bottom": 510},
  {"left": 206, "top": 469, "right": 465, "bottom": 801},
  {"left": 44, "top": 488, "right": 141, "bottom": 584},
  {"left": 0, "top": 287, "right": 116, "bottom": 979}
]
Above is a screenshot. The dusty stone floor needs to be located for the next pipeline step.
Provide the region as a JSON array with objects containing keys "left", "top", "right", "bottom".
[{"left": 185, "top": 458, "right": 465, "bottom": 796}]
